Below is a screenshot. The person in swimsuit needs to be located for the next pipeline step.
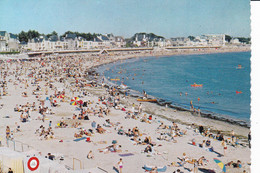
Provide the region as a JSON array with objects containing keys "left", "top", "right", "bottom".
[
  {"left": 6, "top": 126, "right": 10, "bottom": 139},
  {"left": 118, "top": 158, "right": 123, "bottom": 173}
]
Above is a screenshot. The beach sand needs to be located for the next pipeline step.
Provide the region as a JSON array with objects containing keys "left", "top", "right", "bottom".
[{"left": 0, "top": 48, "right": 250, "bottom": 173}]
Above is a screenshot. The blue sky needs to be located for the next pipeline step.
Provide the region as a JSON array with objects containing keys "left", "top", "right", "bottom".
[{"left": 0, "top": 0, "right": 250, "bottom": 38}]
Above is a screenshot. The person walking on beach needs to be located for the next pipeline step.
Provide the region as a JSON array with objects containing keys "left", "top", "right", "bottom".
[
  {"left": 117, "top": 158, "right": 123, "bottom": 173},
  {"left": 221, "top": 139, "right": 227, "bottom": 157},
  {"left": 248, "top": 132, "right": 251, "bottom": 148}
]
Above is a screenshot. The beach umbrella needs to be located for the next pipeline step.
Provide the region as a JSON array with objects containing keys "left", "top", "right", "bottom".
[
  {"left": 70, "top": 97, "right": 79, "bottom": 105},
  {"left": 71, "top": 101, "right": 77, "bottom": 106},
  {"left": 77, "top": 100, "right": 83, "bottom": 105},
  {"left": 57, "top": 94, "right": 65, "bottom": 99},
  {"left": 71, "top": 97, "right": 79, "bottom": 101},
  {"left": 213, "top": 158, "right": 226, "bottom": 173}
]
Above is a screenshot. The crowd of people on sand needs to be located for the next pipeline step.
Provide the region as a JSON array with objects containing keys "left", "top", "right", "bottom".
[{"left": 0, "top": 52, "right": 251, "bottom": 172}]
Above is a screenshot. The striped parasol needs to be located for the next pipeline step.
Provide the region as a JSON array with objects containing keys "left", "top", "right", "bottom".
[
  {"left": 70, "top": 97, "right": 79, "bottom": 105},
  {"left": 57, "top": 94, "right": 65, "bottom": 98}
]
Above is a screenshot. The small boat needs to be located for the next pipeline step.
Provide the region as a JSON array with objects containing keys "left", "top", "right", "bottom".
[
  {"left": 110, "top": 78, "right": 120, "bottom": 81},
  {"left": 236, "top": 65, "right": 244, "bottom": 69},
  {"left": 120, "top": 83, "right": 128, "bottom": 89},
  {"left": 191, "top": 83, "right": 203, "bottom": 87},
  {"left": 137, "top": 98, "right": 157, "bottom": 102},
  {"left": 236, "top": 91, "right": 242, "bottom": 94}
]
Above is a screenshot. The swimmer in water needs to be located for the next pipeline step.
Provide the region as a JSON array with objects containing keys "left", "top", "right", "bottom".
[
  {"left": 180, "top": 92, "right": 182, "bottom": 96},
  {"left": 185, "top": 92, "right": 188, "bottom": 96}
]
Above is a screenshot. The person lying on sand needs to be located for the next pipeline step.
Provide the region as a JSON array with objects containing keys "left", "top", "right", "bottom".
[
  {"left": 96, "top": 124, "right": 106, "bottom": 134},
  {"left": 87, "top": 150, "right": 94, "bottom": 159},
  {"left": 98, "top": 144, "right": 122, "bottom": 154}
]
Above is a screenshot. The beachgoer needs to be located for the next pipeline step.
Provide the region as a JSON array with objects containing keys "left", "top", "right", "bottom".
[
  {"left": 6, "top": 126, "right": 10, "bottom": 139},
  {"left": 91, "top": 121, "right": 97, "bottom": 130},
  {"left": 87, "top": 150, "right": 94, "bottom": 159},
  {"left": 8, "top": 168, "right": 13, "bottom": 173},
  {"left": 118, "top": 158, "right": 123, "bottom": 173},
  {"left": 194, "top": 159, "right": 198, "bottom": 173},
  {"left": 190, "top": 100, "right": 193, "bottom": 110},
  {"left": 221, "top": 139, "right": 227, "bottom": 156},
  {"left": 248, "top": 132, "right": 251, "bottom": 148}
]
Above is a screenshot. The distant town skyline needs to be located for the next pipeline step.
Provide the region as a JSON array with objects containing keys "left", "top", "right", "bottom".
[{"left": 0, "top": 0, "right": 251, "bottom": 38}]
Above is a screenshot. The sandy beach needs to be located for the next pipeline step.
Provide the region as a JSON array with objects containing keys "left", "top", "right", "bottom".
[{"left": 0, "top": 47, "right": 250, "bottom": 173}]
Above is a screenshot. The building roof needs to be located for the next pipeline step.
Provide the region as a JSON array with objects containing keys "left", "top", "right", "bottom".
[
  {"left": 9, "top": 33, "right": 18, "bottom": 39},
  {"left": 101, "top": 35, "right": 109, "bottom": 41},
  {"left": 49, "top": 35, "right": 58, "bottom": 42},
  {"left": 0, "top": 31, "right": 7, "bottom": 36},
  {"left": 92, "top": 36, "right": 102, "bottom": 42},
  {"left": 65, "top": 33, "right": 77, "bottom": 40}
]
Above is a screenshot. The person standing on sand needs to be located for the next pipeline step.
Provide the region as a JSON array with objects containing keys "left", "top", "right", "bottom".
[
  {"left": 6, "top": 126, "right": 10, "bottom": 139},
  {"left": 91, "top": 121, "right": 96, "bottom": 131},
  {"left": 248, "top": 132, "right": 251, "bottom": 148},
  {"left": 221, "top": 139, "right": 227, "bottom": 157},
  {"left": 231, "top": 130, "right": 235, "bottom": 143},
  {"left": 193, "top": 159, "right": 198, "bottom": 173},
  {"left": 138, "top": 103, "right": 142, "bottom": 114},
  {"left": 197, "top": 107, "right": 201, "bottom": 117},
  {"left": 117, "top": 158, "right": 123, "bottom": 173}
]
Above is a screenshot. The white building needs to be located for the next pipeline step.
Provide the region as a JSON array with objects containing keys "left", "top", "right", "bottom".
[
  {"left": 0, "top": 31, "right": 20, "bottom": 51},
  {"left": 230, "top": 38, "right": 240, "bottom": 44}
]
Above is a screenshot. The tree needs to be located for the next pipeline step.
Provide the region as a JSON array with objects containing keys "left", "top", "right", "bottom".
[
  {"left": 46, "top": 31, "right": 58, "bottom": 38},
  {"left": 188, "top": 36, "right": 195, "bottom": 41},
  {"left": 225, "top": 35, "right": 232, "bottom": 43},
  {"left": 18, "top": 31, "right": 28, "bottom": 43},
  {"left": 27, "top": 30, "right": 40, "bottom": 40},
  {"left": 236, "top": 37, "right": 251, "bottom": 44}
]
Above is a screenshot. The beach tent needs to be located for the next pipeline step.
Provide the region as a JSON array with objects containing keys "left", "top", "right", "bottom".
[{"left": 0, "top": 147, "right": 24, "bottom": 173}]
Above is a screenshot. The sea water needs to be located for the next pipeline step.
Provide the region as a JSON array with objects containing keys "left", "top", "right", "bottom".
[{"left": 99, "top": 52, "right": 251, "bottom": 123}]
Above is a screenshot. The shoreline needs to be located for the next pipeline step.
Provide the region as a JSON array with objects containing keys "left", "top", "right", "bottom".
[{"left": 90, "top": 48, "right": 250, "bottom": 130}]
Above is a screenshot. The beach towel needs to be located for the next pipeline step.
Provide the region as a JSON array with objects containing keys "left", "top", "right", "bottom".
[
  {"left": 143, "top": 165, "right": 167, "bottom": 172},
  {"left": 73, "top": 137, "right": 86, "bottom": 142},
  {"left": 119, "top": 153, "right": 134, "bottom": 157}
]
